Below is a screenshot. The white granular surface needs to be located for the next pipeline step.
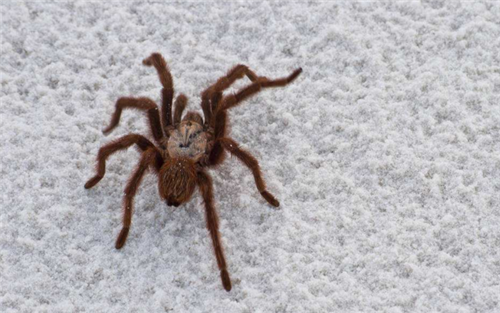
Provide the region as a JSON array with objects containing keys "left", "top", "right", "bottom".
[{"left": 1, "top": 1, "right": 499, "bottom": 312}]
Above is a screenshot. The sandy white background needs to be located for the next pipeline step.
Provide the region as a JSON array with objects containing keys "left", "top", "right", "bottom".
[{"left": 1, "top": 1, "right": 500, "bottom": 312}]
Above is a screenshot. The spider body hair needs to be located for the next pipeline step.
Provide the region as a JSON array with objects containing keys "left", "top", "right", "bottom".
[
  {"left": 85, "top": 53, "right": 302, "bottom": 291},
  {"left": 158, "top": 157, "right": 197, "bottom": 207}
]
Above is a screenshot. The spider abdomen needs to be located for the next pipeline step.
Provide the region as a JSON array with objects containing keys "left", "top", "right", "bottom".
[{"left": 158, "top": 158, "right": 197, "bottom": 206}]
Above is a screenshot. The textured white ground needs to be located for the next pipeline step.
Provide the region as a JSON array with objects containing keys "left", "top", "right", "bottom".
[{"left": 1, "top": 1, "right": 500, "bottom": 312}]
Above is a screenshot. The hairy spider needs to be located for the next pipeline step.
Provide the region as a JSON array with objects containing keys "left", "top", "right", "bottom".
[{"left": 85, "top": 53, "right": 302, "bottom": 291}]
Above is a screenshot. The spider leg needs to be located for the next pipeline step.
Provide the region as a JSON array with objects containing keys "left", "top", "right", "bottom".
[
  {"left": 143, "top": 53, "right": 174, "bottom": 132},
  {"left": 201, "top": 64, "right": 258, "bottom": 125},
  {"left": 197, "top": 170, "right": 232, "bottom": 291},
  {"left": 84, "top": 134, "right": 162, "bottom": 189},
  {"left": 102, "top": 97, "right": 164, "bottom": 144},
  {"left": 201, "top": 96, "right": 212, "bottom": 125},
  {"left": 203, "top": 64, "right": 259, "bottom": 99},
  {"left": 115, "top": 148, "right": 159, "bottom": 249},
  {"left": 209, "top": 92, "right": 222, "bottom": 114},
  {"left": 200, "top": 109, "right": 226, "bottom": 167},
  {"left": 219, "top": 68, "right": 302, "bottom": 111},
  {"left": 218, "top": 137, "right": 279, "bottom": 207},
  {"left": 202, "top": 67, "right": 302, "bottom": 166},
  {"left": 173, "top": 94, "right": 187, "bottom": 125}
]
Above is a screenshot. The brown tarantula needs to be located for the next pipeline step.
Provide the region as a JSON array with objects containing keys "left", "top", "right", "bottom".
[{"left": 85, "top": 53, "right": 302, "bottom": 291}]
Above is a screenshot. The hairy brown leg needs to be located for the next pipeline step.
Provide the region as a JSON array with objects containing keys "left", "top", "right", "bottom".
[
  {"left": 211, "top": 92, "right": 222, "bottom": 113},
  {"left": 197, "top": 170, "right": 232, "bottom": 292},
  {"left": 84, "top": 134, "right": 160, "bottom": 189},
  {"left": 173, "top": 94, "right": 187, "bottom": 125},
  {"left": 204, "top": 64, "right": 259, "bottom": 98},
  {"left": 201, "top": 65, "right": 259, "bottom": 125},
  {"left": 205, "top": 110, "right": 227, "bottom": 167},
  {"left": 206, "top": 91, "right": 222, "bottom": 123},
  {"left": 219, "top": 68, "right": 302, "bottom": 111},
  {"left": 204, "top": 67, "right": 302, "bottom": 165},
  {"left": 142, "top": 53, "right": 174, "bottom": 132},
  {"left": 201, "top": 97, "right": 212, "bottom": 126},
  {"left": 102, "top": 97, "right": 164, "bottom": 144},
  {"left": 161, "top": 88, "right": 174, "bottom": 132},
  {"left": 115, "top": 148, "right": 158, "bottom": 249},
  {"left": 218, "top": 137, "right": 279, "bottom": 207}
]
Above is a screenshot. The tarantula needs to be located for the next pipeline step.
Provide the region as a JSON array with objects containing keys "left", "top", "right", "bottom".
[{"left": 84, "top": 53, "right": 302, "bottom": 291}]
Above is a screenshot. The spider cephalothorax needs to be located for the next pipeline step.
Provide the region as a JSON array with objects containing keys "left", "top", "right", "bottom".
[
  {"left": 167, "top": 120, "right": 207, "bottom": 161},
  {"left": 85, "top": 53, "right": 302, "bottom": 291}
]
